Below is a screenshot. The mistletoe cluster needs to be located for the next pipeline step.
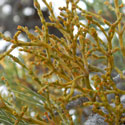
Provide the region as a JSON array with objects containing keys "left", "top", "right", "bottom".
[{"left": 0, "top": 0, "right": 125, "bottom": 124}]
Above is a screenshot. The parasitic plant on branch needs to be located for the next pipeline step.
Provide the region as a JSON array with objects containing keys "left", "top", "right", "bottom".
[{"left": 0, "top": 0, "right": 125, "bottom": 124}]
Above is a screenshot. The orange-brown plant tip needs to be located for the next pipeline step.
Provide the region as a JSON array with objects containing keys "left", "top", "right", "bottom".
[
  {"left": 1, "top": 76, "right": 5, "bottom": 81},
  {"left": 17, "top": 25, "right": 22, "bottom": 29},
  {"left": 104, "top": 1, "right": 109, "bottom": 5}
]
